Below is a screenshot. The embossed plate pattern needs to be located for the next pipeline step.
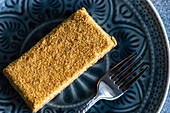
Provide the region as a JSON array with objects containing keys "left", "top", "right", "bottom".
[{"left": 0, "top": 0, "right": 169, "bottom": 113}]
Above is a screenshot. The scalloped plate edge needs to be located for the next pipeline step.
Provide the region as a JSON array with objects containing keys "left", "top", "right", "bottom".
[{"left": 146, "top": 0, "right": 170, "bottom": 112}]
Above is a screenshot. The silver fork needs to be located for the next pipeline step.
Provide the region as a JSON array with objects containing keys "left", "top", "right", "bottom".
[{"left": 75, "top": 53, "right": 149, "bottom": 113}]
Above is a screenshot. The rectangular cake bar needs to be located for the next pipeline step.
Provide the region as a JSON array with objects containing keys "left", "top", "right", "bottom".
[{"left": 3, "top": 8, "right": 117, "bottom": 112}]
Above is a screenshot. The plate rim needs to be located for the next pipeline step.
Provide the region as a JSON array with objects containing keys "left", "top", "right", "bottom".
[{"left": 145, "top": 0, "right": 170, "bottom": 112}]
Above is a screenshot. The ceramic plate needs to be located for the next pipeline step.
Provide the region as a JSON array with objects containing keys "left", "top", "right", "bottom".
[{"left": 0, "top": 0, "right": 169, "bottom": 113}]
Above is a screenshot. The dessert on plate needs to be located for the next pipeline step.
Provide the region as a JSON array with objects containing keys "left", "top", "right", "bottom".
[{"left": 3, "top": 7, "right": 117, "bottom": 112}]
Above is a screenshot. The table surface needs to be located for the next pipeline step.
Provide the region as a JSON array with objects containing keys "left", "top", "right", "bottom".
[{"left": 150, "top": 0, "right": 170, "bottom": 113}]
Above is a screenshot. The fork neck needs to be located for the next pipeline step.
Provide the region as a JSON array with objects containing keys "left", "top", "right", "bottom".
[{"left": 95, "top": 91, "right": 105, "bottom": 100}]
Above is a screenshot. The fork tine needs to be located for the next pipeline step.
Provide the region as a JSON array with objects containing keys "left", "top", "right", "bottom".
[
  {"left": 106, "top": 52, "right": 137, "bottom": 77},
  {"left": 112, "top": 56, "right": 142, "bottom": 81},
  {"left": 120, "top": 66, "right": 149, "bottom": 91},
  {"left": 116, "top": 62, "right": 145, "bottom": 85}
]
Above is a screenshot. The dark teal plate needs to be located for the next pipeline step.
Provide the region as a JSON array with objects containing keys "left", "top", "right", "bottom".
[{"left": 0, "top": 0, "right": 169, "bottom": 113}]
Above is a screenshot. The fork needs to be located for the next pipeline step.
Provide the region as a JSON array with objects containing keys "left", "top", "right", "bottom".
[{"left": 75, "top": 53, "right": 149, "bottom": 113}]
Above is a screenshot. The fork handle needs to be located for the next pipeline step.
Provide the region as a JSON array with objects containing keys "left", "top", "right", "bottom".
[{"left": 75, "top": 96, "right": 99, "bottom": 113}]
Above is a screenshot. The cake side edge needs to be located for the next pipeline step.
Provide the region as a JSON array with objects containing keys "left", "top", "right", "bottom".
[{"left": 2, "top": 68, "right": 35, "bottom": 111}]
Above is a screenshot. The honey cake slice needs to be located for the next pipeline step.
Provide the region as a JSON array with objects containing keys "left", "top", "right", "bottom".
[{"left": 3, "top": 7, "right": 117, "bottom": 112}]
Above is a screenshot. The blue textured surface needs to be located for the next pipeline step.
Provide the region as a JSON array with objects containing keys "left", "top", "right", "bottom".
[
  {"left": 0, "top": 0, "right": 169, "bottom": 113},
  {"left": 151, "top": 0, "right": 170, "bottom": 113}
]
